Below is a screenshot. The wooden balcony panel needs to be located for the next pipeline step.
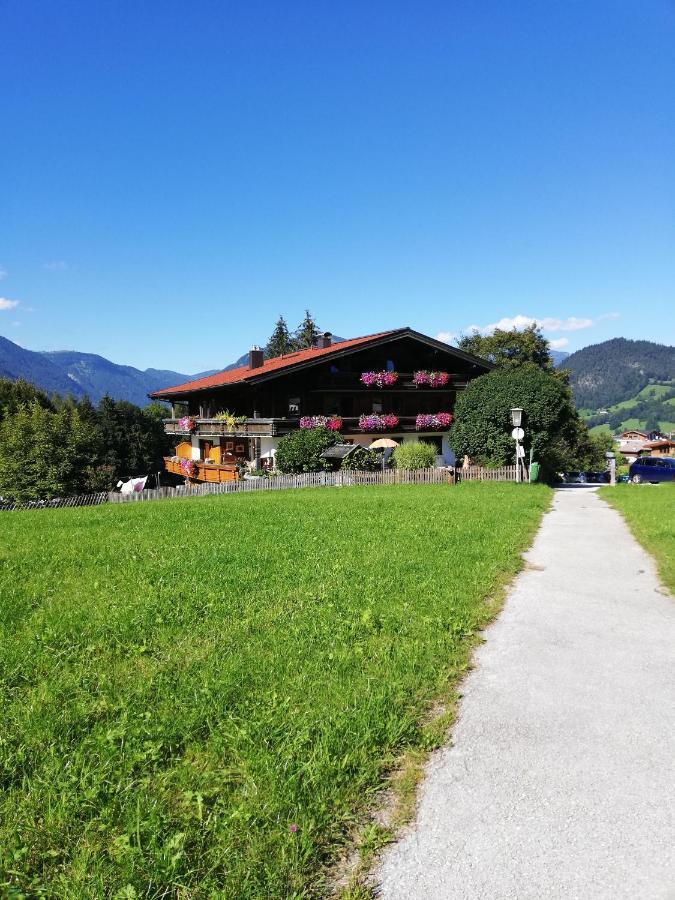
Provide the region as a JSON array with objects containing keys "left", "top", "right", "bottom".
[{"left": 164, "top": 457, "right": 238, "bottom": 483}]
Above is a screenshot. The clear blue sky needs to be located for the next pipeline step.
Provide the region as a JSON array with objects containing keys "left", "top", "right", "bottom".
[{"left": 2, "top": 1, "right": 674, "bottom": 373}]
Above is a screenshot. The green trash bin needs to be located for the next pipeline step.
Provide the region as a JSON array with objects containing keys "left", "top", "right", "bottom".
[{"left": 529, "top": 461, "right": 540, "bottom": 483}]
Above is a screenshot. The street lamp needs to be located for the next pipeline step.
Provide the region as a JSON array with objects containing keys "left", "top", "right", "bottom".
[{"left": 510, "top": 408, "right": 525, "bottom": 482}]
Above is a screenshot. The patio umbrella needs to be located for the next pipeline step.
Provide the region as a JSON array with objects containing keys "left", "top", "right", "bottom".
[{"left": 369, "top": 437, "right": 399, "bottom": 449}]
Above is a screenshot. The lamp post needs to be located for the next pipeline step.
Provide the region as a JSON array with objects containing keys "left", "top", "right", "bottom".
[{"left": 510, "top": 408, "right": 525, "bottom": 482}]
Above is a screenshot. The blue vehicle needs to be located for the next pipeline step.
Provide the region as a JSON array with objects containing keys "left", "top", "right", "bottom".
[{"left": 629, "top": 456, "right": 675, "bottom": 484}]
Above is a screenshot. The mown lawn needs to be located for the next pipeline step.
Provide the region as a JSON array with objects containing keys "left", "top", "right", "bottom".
[
  {"left": 601, "top": 483, "right": 675, "bottom": 593},
  {"left": 0, "top": 483, "right": 549, "bottom": 897}
]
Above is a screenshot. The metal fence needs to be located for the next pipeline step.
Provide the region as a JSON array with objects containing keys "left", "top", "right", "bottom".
[{"left": 1, "top": 465, "right": 520, "bottom": 511}]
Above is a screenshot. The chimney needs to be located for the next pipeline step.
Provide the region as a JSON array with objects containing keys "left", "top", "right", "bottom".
[
  {"left": 317, "top": 332, "right": 332, "bottom": 349},
  {"left": 249, "top": 346, "right": 264, "bottom": 369}
]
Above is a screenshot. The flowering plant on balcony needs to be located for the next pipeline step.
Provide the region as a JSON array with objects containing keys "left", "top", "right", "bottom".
[
  {"left": 412, "top": 370, "right": 450, "bottom": 388},
  {"left": 178, "top": 415, "right": 197, "bottom": 433},
  {"left": 358, "top": 413, "right": 400, "bottom": 431},
  {"left": 360, "top": 370, "right": 398, "bottom": 388},
  {"left": 180, "top": 458, "right": 197, "bottom": 477},
  {"left": 415, "top": 412, "right": 453, "bottom": 431},
  {"left": 213, "top": 410, "right": 247, "bottom": 431},
  {"left": 299, "top": 415, "right": 343, "bottom": 431}
]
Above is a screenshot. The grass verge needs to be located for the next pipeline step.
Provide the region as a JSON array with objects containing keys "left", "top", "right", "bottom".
[
  {"left": 0, "top": 483, "right": 550, "bottom": 897},
  {"left": 600, "top": 483, "right": 675, "bottom": 594}
]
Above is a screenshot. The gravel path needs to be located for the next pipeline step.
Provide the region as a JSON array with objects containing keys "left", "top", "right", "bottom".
[{"left": 376, "top": 487, "right": 675, "bottom": 900}]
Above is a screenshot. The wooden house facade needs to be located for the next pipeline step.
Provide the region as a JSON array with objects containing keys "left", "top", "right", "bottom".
[{"left": 150, "top": 327, "right": 492, "bottom": 480}]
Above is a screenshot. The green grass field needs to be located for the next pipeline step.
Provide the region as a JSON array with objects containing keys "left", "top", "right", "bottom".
[
  {"left": 1, "top": 483, "right": 550, "bottom": 897},
  {"left": 601, "top": 484, "right": 675, "bottom": 594}
]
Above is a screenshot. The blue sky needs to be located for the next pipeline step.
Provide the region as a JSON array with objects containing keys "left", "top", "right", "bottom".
[{"left": 1, "top": 1, "right": 674, "bottom": 373}]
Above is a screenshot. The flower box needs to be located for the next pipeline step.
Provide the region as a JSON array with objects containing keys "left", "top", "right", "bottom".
[
  {"left": 415, "top": 412, "right": 453, "bottom": 431},
  {"left": 360, "top": 371, "right": 398, "bottom": 388},
  {"left": 178, "top": 415, "right": 198, "bottom": 433},
  {"left": 412, "top": 370, "right": 450, "bottom": 388},
  {"left": 358, "top": 413, "right": 400, "bottom": 432},
  {"left": 299, "top": 416, "right": 343, "bottom": 431},
  {"left": 180, "top": 458, "right": 197, "bottom": 477}
]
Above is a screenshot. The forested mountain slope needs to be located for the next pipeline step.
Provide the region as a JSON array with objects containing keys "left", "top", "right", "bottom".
[{"left": 562, "top": 338, "right": 675, "bottom": 409}]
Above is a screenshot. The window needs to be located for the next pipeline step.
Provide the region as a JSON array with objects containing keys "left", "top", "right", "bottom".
[
  {"left": 372, "top": 397, "right": 383, "bottom": 414},
  {"left": 288, "top": 397, "right": 301, "bottom": 414},
  {"left": 386, "top": 359, "right": 395, "bottom": 371}
]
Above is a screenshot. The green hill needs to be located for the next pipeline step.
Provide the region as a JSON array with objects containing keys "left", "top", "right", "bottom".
[
  {"left": 581, "top": 379, "right": 675, "bottom": 435},
  {"left": 562, "top": 338, "right": 675, "bottom": 410}
]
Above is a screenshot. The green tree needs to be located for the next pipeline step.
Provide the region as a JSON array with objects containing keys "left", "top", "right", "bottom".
[
  {"left": 0, "top": 402, "right": 96, "bottom": 501},
  {"left": 275, "top": 426, "right": 339, "bottom": 473},
  {"left": 450, "top": 366, "right": 583, "bottom": 479},
  {"left": 265, "top": 316, "right": 296, "bottom": 358},
  {"left": 0, "top": 378, "right": 54, "bottom": 422},
  {"left": 458, "top": 324, "right": 555, "bottom": 372},
  {"left": 294, "top": 310, "right": 321, "bottom": 349}
]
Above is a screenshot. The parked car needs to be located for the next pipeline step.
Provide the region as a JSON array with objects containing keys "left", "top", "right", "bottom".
[{"left": 629, "top": 456, "right": 675, "bottom": 484}]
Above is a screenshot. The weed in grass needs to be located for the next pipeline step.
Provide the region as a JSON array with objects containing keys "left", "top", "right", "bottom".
[{"left": 0, "top": 483, "right": 550, "bottom": 897}]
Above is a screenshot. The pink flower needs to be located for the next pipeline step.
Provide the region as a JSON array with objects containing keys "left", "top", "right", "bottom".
[
  {"left": 360, "top": 371, "right": 398, "bottom": 388},
  {"left": 358, "top": 413, "right": 399, "bottom": 431},
  {"left": 288, "top": 823, "right": 299, "bottom": 834},
  {"left": 413, "top": 371, "right": 449, "bottom": 388},
  {"left": 299, "top": 416, "right": 343, "bottom": 431},
  {"left": 415, "top": 412, "right": 453, "bottom": 430}
]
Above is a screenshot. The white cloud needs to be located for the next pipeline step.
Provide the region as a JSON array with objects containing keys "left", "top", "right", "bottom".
[
  {"left": 43, "top": 260, "right": 68, "bottom": 270},
  {"left": 596, "top": 312, "right": 620, "bottom": 322},
  {"left": 0, "top": 297, "right": 20, "bottom": 311},
  {"left": 0, "top": 265, "right": 6, "bottom": 280},
  {"left": 465, "top": 314, "right": 596, "bottom": 336},
  {"left": 436, "top": 330, "right": 457, "bottom": 344},
  {"left": 549, "top": 337, "right": 570, "bottom": 350}
]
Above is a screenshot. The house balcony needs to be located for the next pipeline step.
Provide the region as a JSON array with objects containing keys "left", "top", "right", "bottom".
[
  {"left": 163, "top": 418, "right": 296, "bottom": 438},
  {"left": 163, "top": 415, "right": 453, "bottom": 441},
  {"left": 164, "top": 457, "right": 238, "bottom": 483}
]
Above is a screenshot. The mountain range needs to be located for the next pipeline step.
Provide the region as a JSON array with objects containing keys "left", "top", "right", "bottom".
[
  {"left": 0, "top": 335, "right": 216, "bottom": 407},
  {"left": 2, "top": 333, "right": 672, "bottom": 411}
]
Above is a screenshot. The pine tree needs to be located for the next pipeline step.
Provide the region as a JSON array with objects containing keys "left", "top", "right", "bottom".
[
  {"left": 265, "top": 316, "right": 295, "bottom": 359},
  {"left": 294, "top": 310, "right": 321, "bottom": 349}
]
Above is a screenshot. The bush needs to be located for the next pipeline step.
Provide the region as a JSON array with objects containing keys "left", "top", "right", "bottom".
[
  {"left": 392, "top": 441, "right": 437, "bottom": 469},
  {"left": 341, "top": 446, "right": 381, "bottom": 471},
  {"left": 450, "top": 366, "right": 583, "bottom": 479},
  {"left": 275, "top": 426, "right": 340, "bottom": 473}
]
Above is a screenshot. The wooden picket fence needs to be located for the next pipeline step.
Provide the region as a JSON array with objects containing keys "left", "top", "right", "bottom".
[
  {"left": 457, "top": 465, "right": 519, "bottom": 482},
  {"left": 1, "top": 465, "right": 520, "bottom": 512},
  {"left": 108, "top": 466, "right": 453, "bottom": 503},
  {"left": 0, "top": 491, "right": 109, "bottom": 512}
]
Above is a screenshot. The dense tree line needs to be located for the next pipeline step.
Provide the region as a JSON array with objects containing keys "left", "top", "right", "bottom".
[
  {"left": 0, "top": 379, "right": 172, "bottom": 502},
  {"left": 564, "top": 338, "right": 675, "bottom": 409}
]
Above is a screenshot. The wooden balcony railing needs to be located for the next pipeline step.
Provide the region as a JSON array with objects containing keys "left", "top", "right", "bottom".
[
  {"left": 163, "top": 418, "right": 291, "bottom": 438},
  {"left": 164, "top": 414, "right": 452, "bottom": 440}
]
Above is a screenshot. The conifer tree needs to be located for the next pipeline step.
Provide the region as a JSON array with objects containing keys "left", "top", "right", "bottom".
[
  {"left": 265, "top": 316, "right": 295, "bottom": 359},
  {"left": 294, "top": 310, "right": 321, "bottom": 349}
]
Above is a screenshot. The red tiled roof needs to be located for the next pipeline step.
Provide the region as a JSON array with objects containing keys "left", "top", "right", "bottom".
[{"left": 150, "top": 329, "right": 402, "bottom": 397}]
